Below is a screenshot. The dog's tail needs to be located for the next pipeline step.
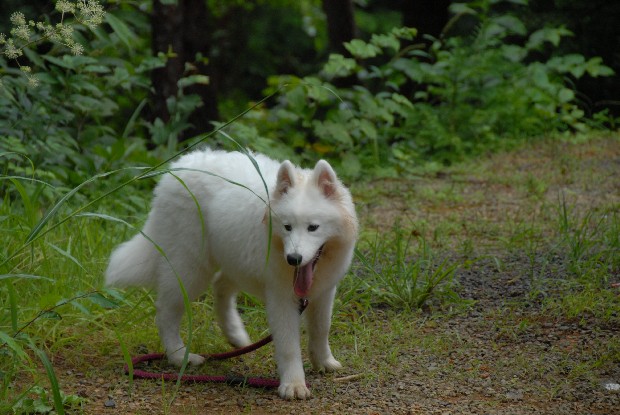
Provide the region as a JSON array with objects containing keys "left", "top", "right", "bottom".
[{"left": 105, "top": 233, "right": 157, "bottom": 288}]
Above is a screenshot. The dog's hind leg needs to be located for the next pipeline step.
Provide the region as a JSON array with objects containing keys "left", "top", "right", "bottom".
[
  {"left": 155, "top": 294, "right": 206, "bottom": 366},
  {"left": 213, "top": 273, "right": 251, "bottom": 348},
  {"left": 155, "top": 262, "right": 210, "bottom": 367}
]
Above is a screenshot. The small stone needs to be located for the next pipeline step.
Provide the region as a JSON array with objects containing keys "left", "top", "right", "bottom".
[
  {"left": 104, "top": 398, "right": 116, "bottom": 408},
  {"left": 505, "top": 390, "right": 524, "bottom": 401},
  {"left": 603, "top": 381, "right": 620, "bottom": 391}
]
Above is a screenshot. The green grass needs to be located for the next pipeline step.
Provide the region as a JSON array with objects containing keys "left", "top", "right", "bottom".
[
  {"left": 1, "top": 135, "right": 619, "bottom": 413},
  {"left": 353, "top": 224, "right": 464, "bottom": 312}
]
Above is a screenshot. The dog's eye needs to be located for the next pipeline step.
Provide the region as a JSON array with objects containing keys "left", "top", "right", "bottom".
[
  {"left": 307, "top": 224, "right": 319, "bottom": 232},
  {"left": 284, "top": 224, "right": 292, "bottom": 231}
]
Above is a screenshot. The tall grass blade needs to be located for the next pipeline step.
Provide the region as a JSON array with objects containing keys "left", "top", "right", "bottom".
[
  {"left": 168, "top": 172, "right": 207, "bottom": 249},
  {"left": 8, "top": 282, "right": 18, "bottom": 332},
  {"left": 174, "top": 273, "right": 193, "bottom": 391},
  {"left": 215, "top": 130, "right": 274, "bottom": 266},
  {"left": 0, "top": 274, "right": 54, "bottom": 281},
  {"left": 8, "top": 178, "right": 34, "bottom": 225},
  {"left": 25, "top": 169, "right": 126, "bottom": 244},
  {"left": 0, "top": 331, "right": 29, "bottom": 360},
  {"left": 47, "top": 242, "right": 87, "bottom": 273},
  {"left": 1, "top": 175, "right": 55, "bottom": 188},
  {"left": 115, "top": 329, "right": 134, "bottom": 389},
  {"left": 29, "top": 343, "right": 65, "bottom": 415},
  {"left": 122, "top": 98, "right": 148, "bottom": 139}
]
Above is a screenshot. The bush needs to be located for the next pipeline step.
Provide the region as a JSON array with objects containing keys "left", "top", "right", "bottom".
[
  {"left": 221, "top": 0, "right": 614, "bottom": 178},
  {"left": 0, "top": 1, "right": 207, "bottom": 202}
]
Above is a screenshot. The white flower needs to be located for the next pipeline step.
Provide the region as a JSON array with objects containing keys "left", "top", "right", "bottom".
[
  {"left": 12, "top": 24, "right": 32, "bottom": 41},
  {"left": 69, "top": 41, "right": 84, "bottom": 55},
  {"left": 10, "top": 12, "right": 26, "bottom": 27},
  {"left": 57, "top": 22, "right": 74, "bottom": 40},
  {"left": 3, "top": 39, "right": 23, "bottom": 59},
  {"left": 27, "top": 74, "right": 40, "bottom": 88},
  {"left": 78, "top": 0, "right": 105, "bottom": 27},
  {"left": 56, "top": 0, "right": 76, "bottom": 14}
]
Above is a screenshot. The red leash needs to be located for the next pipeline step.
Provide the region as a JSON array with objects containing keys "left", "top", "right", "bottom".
[{"left": 125, "top": 299, "right": 309, "bottom": 389}]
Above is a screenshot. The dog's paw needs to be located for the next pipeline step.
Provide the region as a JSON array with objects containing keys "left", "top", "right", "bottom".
[
  {"left": 227, "top": 331, "right": 252, "bottom": 348},
  {"left": 168, "top": 349, "right": 205, "bottom": 367},
  {"left": 312, "top": 356, "right": 343, "bottom": 372},
  {"left": 278, "top": 381, "right": 311, "bottom": 400}
]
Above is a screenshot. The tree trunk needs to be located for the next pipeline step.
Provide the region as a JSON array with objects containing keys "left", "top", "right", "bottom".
[
  {"left": 151, "top": 0, "right": 184, "bottom": 128},
  {"left": 322, "top": 0, "right": 357, "bottom": 87},
  {"left": 150, "top": 0, "right": 219, "bottom": 145},
  {"left": 322, "top": 0, "right": 357, "bottom": 55},
  {"left": 401, "top": 0, "right": 450, "bottom": 39},
  {"left": 182, "top": 0, "right": 219, "bottom": 139}
]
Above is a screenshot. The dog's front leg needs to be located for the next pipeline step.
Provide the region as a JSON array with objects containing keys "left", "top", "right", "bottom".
[
  {"left": 307, "top": 286, "right": 342, "bottom": 372},
  {"left": 265, "top": 289, "right": 310, "bottom": 400}
]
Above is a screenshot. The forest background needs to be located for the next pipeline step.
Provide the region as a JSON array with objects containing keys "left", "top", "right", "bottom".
[{"left": 1, "top": 0, "right": 619, "bottom": 184}]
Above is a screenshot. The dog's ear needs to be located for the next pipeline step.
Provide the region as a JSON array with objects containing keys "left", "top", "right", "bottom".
[
  {"left": 276, "top": 160, "right": 295, "bottom": 196},
  {"left": 313, "top": 160, "right": 337, "bottom": 198}
]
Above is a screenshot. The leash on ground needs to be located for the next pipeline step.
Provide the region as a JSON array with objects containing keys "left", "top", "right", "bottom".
[{"left": 125, "top": 298, "right": 309, "bottom": 389}]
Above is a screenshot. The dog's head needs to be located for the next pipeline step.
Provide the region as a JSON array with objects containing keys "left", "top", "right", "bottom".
[{"left": 265, "top": 159, "right": 357, "bottom": 297}]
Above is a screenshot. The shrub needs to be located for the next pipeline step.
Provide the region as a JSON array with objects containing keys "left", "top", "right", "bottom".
[
  {"left": 0, "top": 1, "right": 206, "bottom": 202},
  {"left": 221, "top": 0, "right": 614, "bottom": 178}
]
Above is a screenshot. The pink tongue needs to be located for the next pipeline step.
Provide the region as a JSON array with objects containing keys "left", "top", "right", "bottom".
[{"left": 294, "top": 263, "right": 314, "bottom": 297}]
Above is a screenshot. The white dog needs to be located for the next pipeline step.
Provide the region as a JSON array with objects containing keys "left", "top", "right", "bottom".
[{"left": 105, "top": 149, "right": 358, "bottom": 399}]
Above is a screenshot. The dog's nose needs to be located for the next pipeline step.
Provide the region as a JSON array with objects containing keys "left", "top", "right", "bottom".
[{"left": 287, "top": 253, "right": 302, "bottom": 266}]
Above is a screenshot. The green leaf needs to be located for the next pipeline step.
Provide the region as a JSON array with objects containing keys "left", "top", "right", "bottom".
[
  {"left": 0, "top": 331, "right": 29, "bottom": 360},
  {"left": 323, "top": 54, "right": 357, "bottom": 78},
  {"left": 47, "top": 243, "right": 87, "bottom": 272},
  {"left": 530, "top": 64, "right": 551, "bottom": 88},
  {"left": 105, "top": 12, "right": 136, "bottom": 50},
  {"left": 558, "top": 88, "right": 575, "bottom": 103},
  {"left": 370, "top": 33, "right": 400, "bottom": 51},
  {"left": 392, "top": 58, "right": 425, "bottom": 83},
  {"left": 43, "top": 55, "right": 75, "bottom": 69},
  {"left": 585, "top": 57, "right": 615, "bottom": 77},
  {"left": 0, "top": 274, "right": 54, "bottom": 282},
  {"left": 313, "top": 120, "right": 352, "bottom": 145},
  {"left": 86, "top": 292, "right": 120, "bottom": 309},
  {"left": 493, "top": 15, "right": 527, "bottom": 36},
  {"left": 25, "top": 169, "right": 123, "bottom": 244},
  {"left": 502, "top": 44, "right": 527, "bottom": 62},
  {"left": 344, "top": 39, "right": 381, "bottom": 59},
  {"left": 449, "top": 3, "right": 478, "bottom": 15},
  {"left": 40, "top": 311, "right": 63, "bottom": 320},
  {"left": 356, "top": 119, "right": 378, "bottom": 141},
  {"left": 69, "top": 300, "right": 91, "bottom": 315},
  {"left": 391, "top": 27, "right": 417, "bottom": 40},
  {"left": 83, "top": 64, "right": 111, "bottom": 74},
  {"left": 527, "top": 27, "right": 573, "bottom": 49},
  {"left": 22, "top": 47, "right": 46, "bottom": 68},
  {"left": 29, "top": 344, "right": 65, "bottom": 415},
  {"left": 177, "top": 74, "right": 210, "bottom": 89},
  {"left": 304, "top": 78, "right": 336, "bottom": 103}
]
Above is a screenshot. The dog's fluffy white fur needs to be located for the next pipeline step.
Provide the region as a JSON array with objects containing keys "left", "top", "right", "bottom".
[{"left": 105, "top": 149, "right": 358, "bottom": 399}]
